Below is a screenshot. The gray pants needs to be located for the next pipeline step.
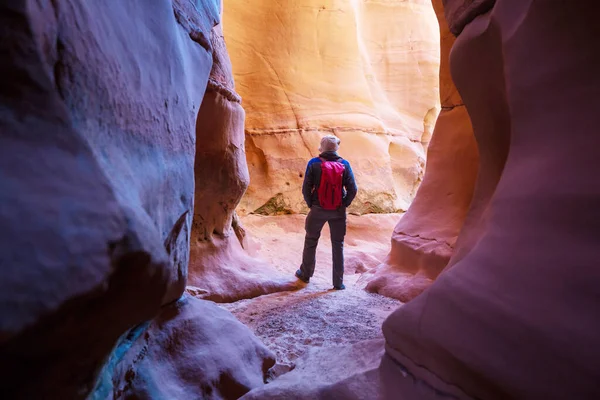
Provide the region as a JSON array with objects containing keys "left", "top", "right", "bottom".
[{"left": 300, "top": 205, "right": 346, "bottom": 287}]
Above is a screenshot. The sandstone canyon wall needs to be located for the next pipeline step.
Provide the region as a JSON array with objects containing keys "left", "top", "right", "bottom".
[
  {"left": 223, "top": 0, "right": 441, "bottom": 215},
  {"left": 362, "top": 0, "right": 478, "bottom": 301},
  {"left": 4, "top": 0, "right": 600, "bottom": 398},
  {"left": 243, "top": 0, "right": 600, "bottom": 398},
  {"left": 381, "top": 1, "right": 600, "bottom": 397},
  {"left": 0, "top": 0, "right": 274, "bottom": 398},
  {"left": 188, "top": 13, "right": 300, "bottom": 303}
]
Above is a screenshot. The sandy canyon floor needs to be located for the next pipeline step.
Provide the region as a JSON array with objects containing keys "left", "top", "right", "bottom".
[{"left": 220, "top": 213, "right": 404, "bottom": 375}]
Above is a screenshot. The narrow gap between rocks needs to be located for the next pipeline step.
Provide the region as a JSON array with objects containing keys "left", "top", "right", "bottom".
[{"left": 217, "top": 213, "right": 404, "bottom": 380}]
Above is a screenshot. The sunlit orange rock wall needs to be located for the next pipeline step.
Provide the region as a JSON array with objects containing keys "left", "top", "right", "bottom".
[
  {"left": 244, "top": 0, "right": 600, "bottom": 398},
  {"left": 188, "top": 16, "right": 298, "bottom": 303},
  {"left": 223, "top": 0, "right": 440, "bottom": 215},
  {"left": 363, "top": 0, "right": 478, "bottom": 300}
]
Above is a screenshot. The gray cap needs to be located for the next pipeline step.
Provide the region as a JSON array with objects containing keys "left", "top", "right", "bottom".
[{"left": 319, "top": 135, "right": 340, "bottom": 153}]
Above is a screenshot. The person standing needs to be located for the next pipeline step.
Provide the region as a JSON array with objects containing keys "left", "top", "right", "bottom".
[{"left": 295, "top": 135, "right": 358, "bottom": 290}]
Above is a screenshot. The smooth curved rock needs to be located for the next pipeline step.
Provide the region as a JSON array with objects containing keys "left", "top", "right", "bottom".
[
  {"left": 193, "top": 22, "right": 248, "bottom": 243},
  {"left": 223, "top": 0, "right": 441, "bottom": 215},
  {"left": 382, "top": 1, "right": 600, "bottom": 399},
  {"left": 0, "top": 0, "right": 219, "bottom": 398},
  {"left": 188, "top": 14, "right": 300, "bottom": 302},
  {"left": 109, "top": 295, "right": 275, "bottom": 400},
  {"left": 364, "top": 0, "right": 478, "bottom": 301},
  {"left": 188, "top": 235, "right": 301, "bottom": 303}
]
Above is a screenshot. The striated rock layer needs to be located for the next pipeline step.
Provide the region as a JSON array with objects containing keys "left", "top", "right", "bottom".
[
  {"left": 223, "top": 0, "right": 441, "bottom": 215},
  {"left": 363, "top": 0, "right": 478, "bottom": 301},
  {"left": 242, "top": 0, "right": 600, "bottom": 398}
]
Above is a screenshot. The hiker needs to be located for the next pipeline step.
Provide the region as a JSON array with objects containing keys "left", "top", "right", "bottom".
[{"left": 295, "top": 135, "right": 358, "bottom": 290}]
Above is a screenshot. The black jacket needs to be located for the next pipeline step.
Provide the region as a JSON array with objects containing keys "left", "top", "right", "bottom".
[{"left": 302, "top": 151, "right": 358, "bottom": 208}]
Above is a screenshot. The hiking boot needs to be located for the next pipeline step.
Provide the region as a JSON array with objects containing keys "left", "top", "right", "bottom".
[
  {"left": 333, "top": 284, "right": 346, "bottom": 290},
  {"left": 295, "top": 269, "right": 309, "bottom": 283}
]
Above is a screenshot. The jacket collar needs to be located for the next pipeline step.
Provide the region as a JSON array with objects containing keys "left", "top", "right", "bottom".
[{"left": 319, "top": 151, "right": 341, "bottom": 161}]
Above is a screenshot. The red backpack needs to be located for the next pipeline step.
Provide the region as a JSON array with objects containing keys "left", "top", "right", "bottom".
[{"left": 318, "top": 158, "right": 345, "bottom": 210}]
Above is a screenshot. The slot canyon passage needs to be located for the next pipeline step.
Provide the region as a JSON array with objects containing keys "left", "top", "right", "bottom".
[{"left": 1, "top": 1, "right": 600, "bottom": 400}]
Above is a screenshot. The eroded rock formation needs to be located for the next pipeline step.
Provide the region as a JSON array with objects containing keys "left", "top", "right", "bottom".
[
  {"left": 0, "top": 0, "right": 275, "bottom": 398},
  {"left": 241, "top": 0, "right": 600, "bottom": 398},
  {"left": 241, "top": 339, "right": 385, "bottom": 399},
  {"left": 188, "top": 12, "right": 300, "bottom": 303},
  {"left": 363, "top": 0, "right": 478, "bottom": 301},
  {"left": 109, "top": 294, "right": 275, "bottom": 399},
  {"left": 223, "top": 0, "right": 441, "bottom": 215},
  {"left": 4, "top": 0, "right": 600, "bottom": 398},
  {"left": 381, "top": 1, "right": 600, "bottom": 397}
]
